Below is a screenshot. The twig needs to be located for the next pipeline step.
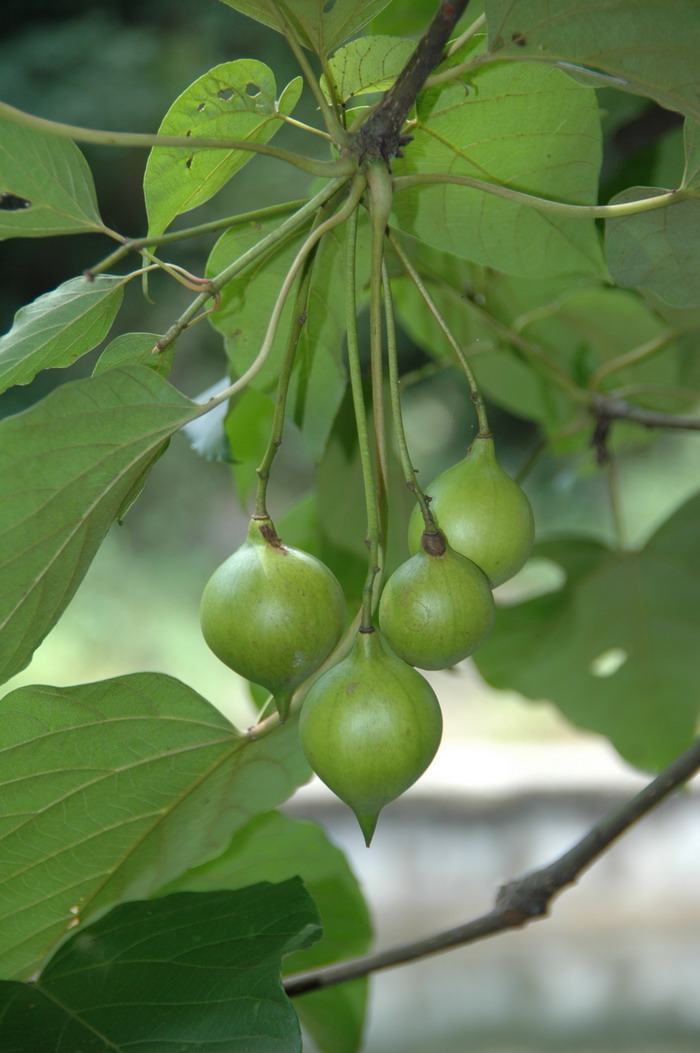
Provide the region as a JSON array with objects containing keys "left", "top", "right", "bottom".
[
  {"left": 355, "top": 0, "right": 470, "bottom": 162},
  {"left": 591, "top": 394, "right": 700, "bottom": 432},
  {"left": 284, "top": 735, "right": 700, "bottom": 996}
]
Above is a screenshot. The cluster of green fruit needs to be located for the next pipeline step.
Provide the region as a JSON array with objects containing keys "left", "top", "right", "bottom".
[{"left": 200, "top": 436, "right": 534, "bottom": 844}]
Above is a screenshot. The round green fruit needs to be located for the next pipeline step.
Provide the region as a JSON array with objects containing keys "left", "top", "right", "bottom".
[
  {"left": 378, "top": 532, "right": 494, "bottom": 670},
  {"left": 200, "top": 517, "right": 346, "bottom": 721},
  {"left": 408, "top": 435, "right": 534, "bottom": 586},
  {"left": 299, "top": 630, "right": 443, "bottom": 845}
]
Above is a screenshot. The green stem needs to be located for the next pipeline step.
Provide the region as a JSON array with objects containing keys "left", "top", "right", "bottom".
[
  {"left": 387, "top": 229, "right": 491, "bottom": 434},
  {"left": 366, "top": 161, "right": 394, "bottom": 581},
  {"left": 345, "top": 209, "right": 381, "bottom": 631},
  {"left": 86, "top": 199, "right": 308, "bottom": 277},
  {"left": 393, "top": 172, "right": 685, "bottom": 219},
  {"left": 589, "top": 330, "right": 680, "bottom": 391},
  {"left": 254, "top": 232, "right": 321, "bottom": 517},
  {"left": 382, "top": 259, "right": 437, "bottom": 531},
  {"left": 154, "top": 178, "right": 347, "bottom": 353},
  {"left": 0, "top": 100, "right": 354, "bottom": 178},
  {"left": 266, "top": 1, "right": 347, "bottom": 145},
  {"left": 445, "top": 13, "right": 487, "bottom": 58},
  {"left": 201, "top": 174, "right": 367, "bottom": 411}
]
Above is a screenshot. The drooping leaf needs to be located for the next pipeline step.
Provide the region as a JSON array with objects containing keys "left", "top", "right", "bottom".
[
  {"left": 162, "top": 811, "right": 373, "bottom": 1053},
  {"left": 322, "top": 35, "right": 416, "bottom": 104},
  {"left": 0, "top": 882, "right": 320, "bottom": 1051},
  {"left": 0, "top": 672, "right": 311, "bottom": 979},
  {"left": 144, "top": 61, "right": 302, "bottom": 237},
  {"left": 392, "top": 62, "right": 605, "bottom": 277},
  {"left": 606, "top": 189, "right": 700, "bottom": 307},
  {"left": 0, "top": 275, "right": 125, "bottom": 394},
  {"left": 93, "top": 331, "right": 175, "bottom": 378},
  {"left": 0, "top": 366, "right": 198, "bottom": 685},
  {"left": 474, "top": 494, "right": 700, "bottom": 771},
  {"left": 218, "top": 0, "right": 393, "bottom": 55},
  {"left": 484, "top": 0, "right": 700, "bottom": 122},
  {"left": 0, "top": 113, "right": 105, "bottom": 239}
]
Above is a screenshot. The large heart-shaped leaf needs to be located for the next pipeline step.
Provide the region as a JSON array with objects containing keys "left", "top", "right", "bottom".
[
  {"left": 0, "top": 275, "right": 125, "bottom": 394},
  {"left": 474, "top": 494, "right": 700, "bottom": 770},
  {"left": 145, "top": 61, "right": 301, "bottom": 237},
  {"left": 485, "top": 0, "right": 700, "bottom": 122},
  {"left": 322, "top": 35, "right": 416, "bottom": 104},
  {"left": 0, "top": 882, "right": 320, "bottom": 1051},
  {"left": 0, "top": 112, "right": 105, "bottom": 239},
  {"left": 0, "top": 366, "right": 198, "bottom": 684},
  {"left": 0, "top": 673, "right": 311, "bottom": 979},
  {"left": 392, "top": 61, "right": 604, "bottom": 277}
]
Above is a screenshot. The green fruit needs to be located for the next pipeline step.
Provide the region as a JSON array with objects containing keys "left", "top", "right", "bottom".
[
  {"left": 378, "top": 532, "right": 494, "bottom": 670},
  {"left": 299, "top": 630, "right": 442, "bottom": 845},
  {"left": 408, "top": 435, "right": 534, "bottom": 586},
  {"left": 200, "top": 516, "right": 346, "bottom": 721}
]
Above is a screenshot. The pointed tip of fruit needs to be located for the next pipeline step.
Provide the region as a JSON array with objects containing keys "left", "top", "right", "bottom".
[
  {"left": 355, "top": 809, "right": 380, "bottom": 846},
  {"left": 274, "top": 692, "right": 292, "bottom": 722}
]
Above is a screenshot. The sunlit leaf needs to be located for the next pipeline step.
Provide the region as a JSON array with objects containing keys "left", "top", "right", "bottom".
[
  {"left": 322, "top": 35, "right": 415, "bottom": 104},
  {"left": 0, "top": 366, "right": 197, "bottom": 684},
  {"left": 0, "top": 275, "right": 125, "bottom": 394},
  {"left": 606, "top": 190, "right": 700, "bottom": 307},
  {"left": 474, "top": 494, "right": 700, "bottom": 771},
  {"left": 219, "top": 0, "right": 393, "bottom": 55},
  {"left": 0, "top": 882, "right": 319, "bottom": 1051},
  {"left": 0, "top": 673, "right": 311, "bottom": 979},
  {"left": 0, "top": 114, "right": 105, "bottom": 239},
  {"left": 145, "top": 61, "right": 301, "bottom": 236},
  {"left": 485, "top": 0, "right": 700, "bottom": 121},
  {"left": 162, "top": 811, "right": 372, "bottom": 1053},
  {"left": 392, "top": 62, "right": 605, "bottom": 277}
]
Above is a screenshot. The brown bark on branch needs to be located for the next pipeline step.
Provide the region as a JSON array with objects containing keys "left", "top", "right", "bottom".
[
  {"left": 355, "top": 1, "right": 470, "bottom": 163},
  {"left": 284, "top": 735, "right": 700, "bottom": 996}
]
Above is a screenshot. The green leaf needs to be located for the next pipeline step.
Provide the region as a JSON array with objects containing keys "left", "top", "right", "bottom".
[
  {"left": 606, "top": 190, "right": 700, "bottom": 307},
  {"left": 485, "top": 0, "right": 700, "bottom": 121},
  {"left": 682, "top": 121, "right": 700, "bottom": 189},
  {"left": 162, "top": 811, "right": 373, "bottom": 1053},
  {"left": 0, "top": 673, "right": 311, "bottom": 979},
  {"left": 93, "top": 331, "right": 175, "bottom": 378},
  {"left": 219, "top": 0, "right": 393, "bottom": 55},
  {"left": 474, "top": 494, "right": 700, "bottom": 771},
  {"left": 392, "top": 62, "right": 605, "bottom": 277},
  {"left": 322, "top": 35, "right": 416, "bottom": 103},
  {"left": 0, "top": 275, "right": 125, "bottom": 394},
  {"left": 144, "top": 61, "right": 302, "bottom": 237},
  {"left": 0, "top": 366, "right": 197, "bottom": 685},
  {"left": 208, "top": 212, "right": 365, "bottom": 461},
  {"left": 0, "top": 115, "right": 104, "bottom": 239},
  {"left": 0, "top": 882, "right": 320, "bottom": 1051}
]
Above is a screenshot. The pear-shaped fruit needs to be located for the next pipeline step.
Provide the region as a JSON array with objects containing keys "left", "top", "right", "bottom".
[
  {"left": 200, "top": 517, "right": 346, "bottom": 720},
  {"left": 378, "top": 532, "right": 494, "bottom": 670},
  {"left": 299, "top": 630, "right": 442, "bottom": 845},
  {"left": 408, "top": 435, "right": 534, "bottom": 586}
]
